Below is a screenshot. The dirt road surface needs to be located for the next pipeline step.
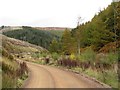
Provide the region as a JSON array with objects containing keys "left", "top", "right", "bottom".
[{"left": 22, "top": 61, "right": 109, "bottom": 88}]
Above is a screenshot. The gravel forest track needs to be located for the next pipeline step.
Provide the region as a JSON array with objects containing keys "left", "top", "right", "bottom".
[{"left": 22, "top": 61, "right": 111, "bottom": 88}]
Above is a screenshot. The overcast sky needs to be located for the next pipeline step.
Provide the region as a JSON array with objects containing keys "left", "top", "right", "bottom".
[{"left": 0, "top": 0, "right": 113, "bottom": 28}]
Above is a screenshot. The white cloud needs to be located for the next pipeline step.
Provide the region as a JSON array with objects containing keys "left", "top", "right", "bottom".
[{"left": 0, "top": 0, "right": 112, "bottom": 28}]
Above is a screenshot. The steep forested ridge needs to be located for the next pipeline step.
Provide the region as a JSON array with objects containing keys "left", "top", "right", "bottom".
[{"left": 58, "top": 1, "right": 120, "bottom": 54}]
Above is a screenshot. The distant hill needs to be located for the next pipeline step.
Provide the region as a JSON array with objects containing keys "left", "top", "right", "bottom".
[
  {"left": 1, "top": 26, "right": 71, "bottom": 37},
  {"left": 34, "top": 27, "right": 71, "bottom": 37},
  {"left": 1, "top": 26, "right": 72, "bottom": 32},
  {"left": 0, "top": 26, "right": 22, "bottom": 32},
  {"left": 34, "top": 27, "right": 72, "bottom": 31},
  {"left": 3, "top": 26, "right": 60, "bottom": 49}
]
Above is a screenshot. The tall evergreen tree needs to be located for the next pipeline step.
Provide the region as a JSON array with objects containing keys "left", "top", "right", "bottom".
[
  {"left": 49, "top": 38, "right": 60, "bottom": 53},
  {"left": 61, "top": 29, "right": 77, "bottom": 55}
]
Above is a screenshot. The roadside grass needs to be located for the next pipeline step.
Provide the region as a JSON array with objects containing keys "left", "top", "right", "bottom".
[
  {"left": 2, "top": 57, "right": 18, "bottom": 72},
  {"left": 2, "top": 73, "right": 17, "bottom": 88},
  {"left": 2, "top": 71, "right": 28, "bottom": 88},
  {"left": 2, "top": 57, "right": 28, "bottom": 88},
  {"left": 76, "top": 50, "right": 118, "bottom": 88},
  {"left": 2, "top": 57, "right": 18, "bottom": 88},
  {"left": 83, "top": 68, "right": 118, "bottom": 88},
  {"left": 55, "top": 63, "right": 118, "bottom": 89}
]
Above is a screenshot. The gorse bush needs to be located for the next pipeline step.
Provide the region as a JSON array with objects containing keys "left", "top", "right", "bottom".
[{"left": 70, "top": 53, "right": 76, "bottom": 60}]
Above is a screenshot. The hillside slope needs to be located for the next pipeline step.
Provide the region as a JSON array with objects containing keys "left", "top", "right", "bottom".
[{"left": 2, "top": 34, "right": 47, "bottom": 58}]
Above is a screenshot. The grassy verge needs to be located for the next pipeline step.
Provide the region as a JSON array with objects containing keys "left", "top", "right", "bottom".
[
  {"left": 2, "top": 57, "right": 28, "bottom": 88},
  {"left": 72, "top": 67, "right": 118, "bottom": 88}
]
